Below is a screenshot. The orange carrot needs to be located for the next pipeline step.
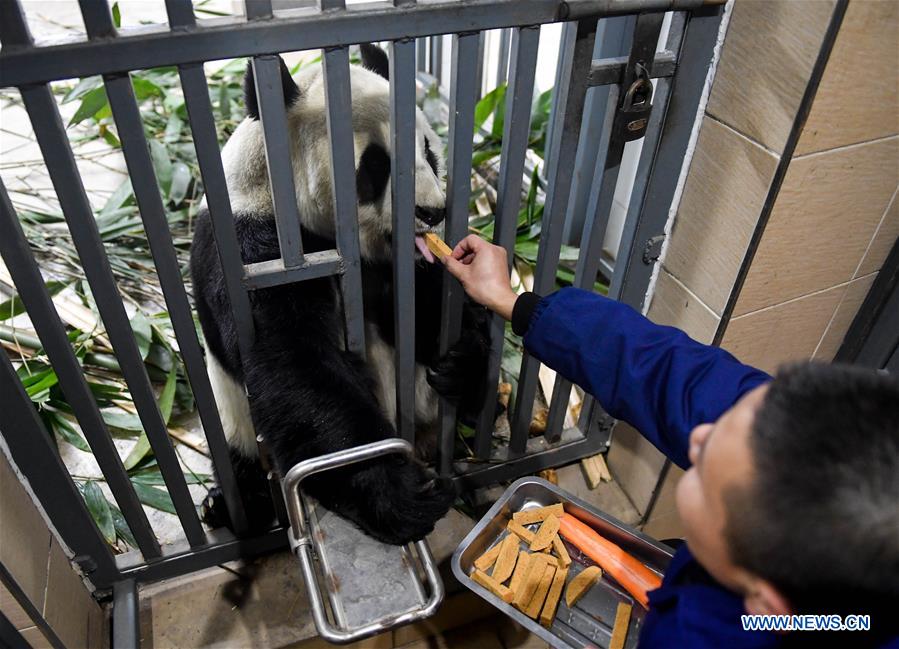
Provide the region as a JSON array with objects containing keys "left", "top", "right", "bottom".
[{"left": 558, "top": 513, "right": 662, "bottom": 609}]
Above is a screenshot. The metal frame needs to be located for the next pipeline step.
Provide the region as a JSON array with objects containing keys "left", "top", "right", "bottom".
[{"left": 0, "top": 0, "right": 724, "bottom": 644}]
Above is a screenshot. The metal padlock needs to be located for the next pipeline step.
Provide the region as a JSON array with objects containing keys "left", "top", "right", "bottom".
[{"left": 618, "top": 62, "right": 653, "bottom": 141}]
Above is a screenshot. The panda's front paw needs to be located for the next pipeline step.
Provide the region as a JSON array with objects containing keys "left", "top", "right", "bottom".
[
  {"left": 427, "top": 315, "right": 490, "bottom": 403},
  {"left": 201, "top": 486, "right": 231, "bottom": 530}
]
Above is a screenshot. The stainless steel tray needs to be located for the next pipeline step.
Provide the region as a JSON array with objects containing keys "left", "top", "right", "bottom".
[{"left": 452, "top": 477, "right": 674, "bottom": 649}]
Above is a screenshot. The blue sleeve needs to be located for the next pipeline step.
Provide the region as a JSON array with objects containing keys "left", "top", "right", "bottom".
[{"left": 522, "top": 288, "right": 770, "bottom": 469}]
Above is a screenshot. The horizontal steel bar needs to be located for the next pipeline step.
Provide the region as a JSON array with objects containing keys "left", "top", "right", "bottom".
[
  {"left": 474, "top": 25, "right": 541, "bottom": 459},
  {"left": 0, "top": 0, "right": 716, "bottom": 88},
  {"left": 112, "top": 579, "right": 139, "bottom": 649},
  {"left": 115, "top": 528, "right": 287, "bottom": 583},
  {"left": 0, "top": 179, "right": 161, "bottom": 560},
  {"left": 242, "top": 250, "right": 344, "bottom": 290},
  {"left": 102, "top": 71, "right": 250, "bottom": 536},
  {"left": 321, "top": 43, "right": 367, "bottom": 356},
  {"left": 0, "top": 348, "right": 121, "bottom": 588},
  {"left": 389, "top": 37, "right": 417, "bottom": 444},
  {"left": 587, "top": 50, "right": 676, "bottom": 86},
  {"left": 453, "top": 426, "right": 610, "bottom": 491}
]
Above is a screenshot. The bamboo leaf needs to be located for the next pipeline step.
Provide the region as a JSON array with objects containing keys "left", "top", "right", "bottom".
[
  {"left": 48, "top": 412, "right": 91, "bottom": 453},
  {"left": 474, "top": 84, "right": 505, "bottom": 132},
  {"left": 0, "top": 281, "right": 67, "bottom": 321},
  {"left": 130, "top": 311, "right": 152, "bottom": 359},
  {"left": 149, "top": 140, "right": 173, "bottom": 194},
  {"left": 159, "top": 365, "right": 177, "bottom": 423},
  {"left": 100, "top": 178, "right": 134, "bottom": 217},
  {"left": 168, "top": 162, "right": 191, "bottom": 205},
  {"left": 109, "top": 503, "right": 137, "bottom": 549},
  {"left": 100, "top": 408, "right": 144, "bottom": 432},
  {"left": 68, "top": 87, "right": 109, "bottom": 127},
  {"left": 112, "top": 2, "right": 121, "bottom": 28},
  {"left": 132, "top": 482, "right": 176, "bottom": 514},
  {"left": 62, "top": 76, "right": 104, "bottom": 104},
  {"left": 123, "top": 433, "right": 151, "bottom": 470},
  {"left": 82, "top": 481, "right": 116, "bottom": 544}
]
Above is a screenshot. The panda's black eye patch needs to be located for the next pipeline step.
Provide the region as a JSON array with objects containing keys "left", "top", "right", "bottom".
[
  {"left": 424, "top": 137, "right": 439, "bottom": 177},
  {"left": 356, "top": 143, "right": 391, "bottom": 204}
]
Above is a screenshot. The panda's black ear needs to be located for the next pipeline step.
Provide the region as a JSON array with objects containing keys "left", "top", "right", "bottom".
[
  {"left": 359, "top": 43, "right": 389, "bottom": 81},
  {"left": 243, "top": 56, "right": 301, "bottom": 121}
]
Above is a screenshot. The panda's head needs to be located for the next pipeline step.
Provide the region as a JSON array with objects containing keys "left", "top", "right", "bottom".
[{"left": 220, "top": 45, "right": 446, "bottom": 263}]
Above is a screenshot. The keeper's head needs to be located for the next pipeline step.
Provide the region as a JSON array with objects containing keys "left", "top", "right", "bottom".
[{"left": 674, "top": 362, "right": 899, "bottom": 641}]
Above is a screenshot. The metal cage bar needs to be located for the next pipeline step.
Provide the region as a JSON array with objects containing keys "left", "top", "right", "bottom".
[
  {"left": 250, "top": 54, "right": 307, "bottom": 268},
  {"left": 389, "top": 35, "right": 418, "bottom": 442},
  {"left": 321, "top": 34, "right": 367, "bottom": 355},
  {"left": 473, "top": 25, "right": 541, "bottom": 459},
  {"left": 0, "top": 180, "right": 161, "bottom": 560},
  {"left": 100, "top": 70, "right": 251, "bottom": 536},
  {"left": 73, "top": 0, "right": 206, "bottom": 548},
  {"left": 509, "top": 19, "right": 597, "bottom": 456},
  {"left": 0, "top": 331, "right": 120, "bottom": 586},
  {"left": 436, "top": 31, "right": 481, "bottom": 476},
  {"left": 544, "top": 11, "right": 665, "bottom": 442}
]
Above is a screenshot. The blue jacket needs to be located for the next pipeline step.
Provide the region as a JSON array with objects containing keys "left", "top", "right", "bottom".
[{"left": 519, "top": 287, "right": 778, "bottom": 648}]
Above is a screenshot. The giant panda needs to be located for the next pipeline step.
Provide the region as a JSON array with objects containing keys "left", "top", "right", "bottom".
[{"left": 189, "top": 45, "right": 490, "bottom": 546}]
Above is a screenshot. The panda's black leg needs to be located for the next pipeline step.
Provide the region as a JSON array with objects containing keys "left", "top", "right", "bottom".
[{"left": 201, "top": 449, "right": 276, "bottom": 532}]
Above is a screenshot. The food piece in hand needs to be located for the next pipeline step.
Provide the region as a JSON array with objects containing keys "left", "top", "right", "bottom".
[
  {"left": 524, "top": 562, "right": 557, "bottom": 618},
  {"left": 509, "top": 551, "right": 531, "bottom": 595},
  {"left": 474, "top": 540, "right": 503, "bottom": 572},
  {"left": 552, "top": 534, "right": 571, "bottom": 567},
  {"left": 471, "top": 569, "right": 514, "bottom": 603},
  {"left": 609, "top": 601, "right": 633, "bottom": 649},
  {"left": 512, "top": 503, "right": 564, "bottom": 525},
  {"left": 530, "top": 514, "right": 560, "bottom": 551},
  {"left": 491, "top": 533, "right": 520, "bottom": 583},
  {"left": 425, "top": 232, "right": 453, "bottom": 260},
  {"left": 565, "top": 565, "right": 602, "bottom": 607},
  {"left": 559, "top": 513, "right": 661, "bottom": 609},
  {"left": 539, "top": 566, "right": 569, "bottom": 627},
  {"left": 507, "top": 519, "right": 536, "bottom": 544}
]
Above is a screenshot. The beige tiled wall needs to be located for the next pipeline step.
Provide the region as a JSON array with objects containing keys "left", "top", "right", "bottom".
[
  {"left": 618, "top": 0, "right": 899, "bottom": 539},
  {"left": 0, "top": 452, "right": 108, "bottom": 649}
]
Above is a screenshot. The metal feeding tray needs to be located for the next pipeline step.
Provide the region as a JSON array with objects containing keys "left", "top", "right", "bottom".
[
  {"left": 281, "top": 439, "right": 444, "bottom": 644},
  {"left": 452, "top": 477, "right": 674, "bottom": 649}
]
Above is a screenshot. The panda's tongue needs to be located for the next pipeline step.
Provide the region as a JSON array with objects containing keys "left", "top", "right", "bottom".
[{"left": 415, "top": 235, "right": 436, "bottom": 264}]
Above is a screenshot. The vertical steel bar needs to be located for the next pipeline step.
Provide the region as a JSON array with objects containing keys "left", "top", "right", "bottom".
[
  {"left": 545, "top": 12, "right": 664, "bottom": 441},
  {"left": 473, "top": 31, "right": 486, "bottom": 100},
  {"left": 0, "top": 333, "right": 121, "bottom": 586},
  {"left": 73, "top": 0, "right": 207, "bottom": 547},
  {"left": 417, "top": 37, "right": 427, "bottom": 72},
  {"left": 320, "top": 4, "right": 366, "bottom": 355},
  {"left": 389, "top": 36, "right": 418, "bottom": 443},
  {"left": 430, "top": 34, "right": 444, "bottom": 87},
  {"left": 101, "top": 72, "right": 250, "bottom": 535},
  {"left": 495, "top": 28, "right": 511, "bottom": 86},
  {"left": 473, "top": 26, "right": 541, "bottom": 459},
  {"left": 19, "top": 83, "right": 206, "bottom": 548},
  {"left": 508, "top": 19, "right": 596, "bottom": 457},
  {"left": 244, "top": 0, "right": 274, "bottom": 19},
  {"left": 543, "top": 22, "right": 577, "bottom": 183},
  {"left": 112, "top": 579, "right": 139, "bottom": 649},
  {"left": 0, "top": 186, "right": 159, "bottom": 561},
  {"left": 250, "top": 55, "right": 306, "bottom": 268},
  {"left": 437, "top": 31, "right": 481, "bottom": 476}
]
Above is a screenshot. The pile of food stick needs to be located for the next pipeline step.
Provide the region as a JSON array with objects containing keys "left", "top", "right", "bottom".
[{"left": 468, "top": 503, "right": 633, "bottom": 649}]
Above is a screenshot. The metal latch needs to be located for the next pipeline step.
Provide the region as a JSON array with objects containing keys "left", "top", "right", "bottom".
[
  {"left": 643, "top": 234, "right": 665, "bottom": 264},
  {"left": 619, "top": 62, "right": 653, "bottom": 141},
  {"left": 281, "top": 439, "right": 444, "bottom": 644}
]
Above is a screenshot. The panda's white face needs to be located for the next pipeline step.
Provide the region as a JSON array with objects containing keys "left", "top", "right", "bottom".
[{"left": 220, "top": 57, "right": 446, "bottom": 263}]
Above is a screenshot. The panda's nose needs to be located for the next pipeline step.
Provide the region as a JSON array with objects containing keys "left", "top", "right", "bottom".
[{"left": 415, "top": 206, "right": 445, "bottom": 227}]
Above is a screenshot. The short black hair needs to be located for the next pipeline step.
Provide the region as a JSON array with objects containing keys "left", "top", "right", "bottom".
[{"left": 725, "top": 362, "right": 899, "bottom": 636}]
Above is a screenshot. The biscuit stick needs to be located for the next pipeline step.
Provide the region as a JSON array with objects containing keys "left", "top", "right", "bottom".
[
  {"left": 471, "top": 570, "right": 514, "bottom": 603},
  {"left": 491, "top": 533, "right": 520, "bottom": 583},
  {"left": 539, "top": 566, "right": 569, "bottom": 627},
  {"left": 474, "top": 541, "right": 503, "bottom": 571},
  {"left": 424, "top": 233, "right": 453, "bottom": 260},
  {"left": 609, "top": 602, "right": 632, "bottom": 649}
]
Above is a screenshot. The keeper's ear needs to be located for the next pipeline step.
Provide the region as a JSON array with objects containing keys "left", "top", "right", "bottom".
[
  {"left": 243, "top": 55, "right": 301, "bottom": 120},
  {"left": 359, "top": 43, "right": 389, "bottom": 81}
]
